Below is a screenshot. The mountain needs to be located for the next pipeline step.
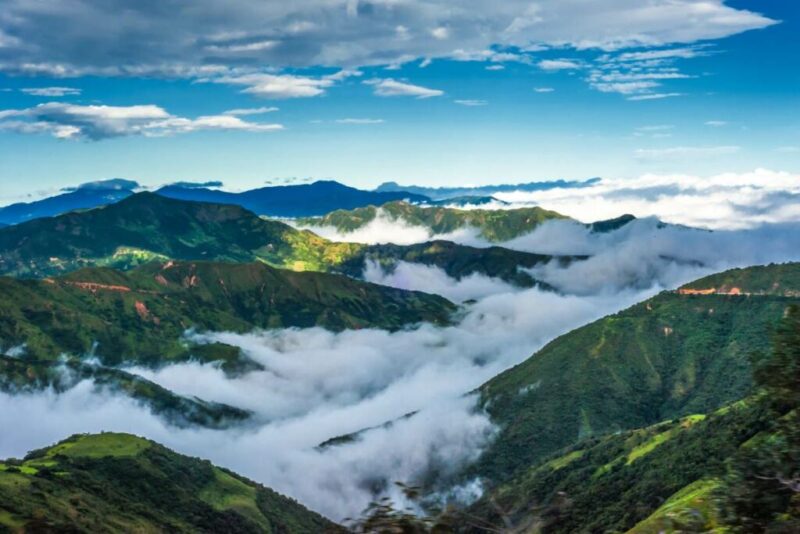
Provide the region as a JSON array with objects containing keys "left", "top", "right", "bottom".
[
  {"left": 374, "top": 178, "right": 600, "bottom": 200},
  {"left": 0, "top": 179, "right": 137, "bottom": 226},
  {"left": 464, "top": 400, "right": 771, "bottom": 533},
  {"left": 0, "top": 193, "right": 574, "bottom": 286},
  {"left": 0, "top": 260, "right": 455, "bottom": 371},
  {"left": 468, "top": 262, "right": 800, "bottom": 486},
  {"left": 297, "top": 200, "right": 570, "bottom": 243},
  {"left": 0, "top": 433, "right": 340, "bottom": 533},
  {"left": 157, "top": 180, "right": 430, "bottom": 217},
  {"left": 461, "top": 281, "right": 800, "bottom": 533}
]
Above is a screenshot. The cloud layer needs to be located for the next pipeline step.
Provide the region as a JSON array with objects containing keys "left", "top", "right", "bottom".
[
  {"left": 0, "top": 272, "right": 654, "bottom": 520},
  {"left": 494, "top": 169, "right": 800, "bottom": 230},
  {"left": 0, "top": 1, "right": 775, "bottom": 75}
]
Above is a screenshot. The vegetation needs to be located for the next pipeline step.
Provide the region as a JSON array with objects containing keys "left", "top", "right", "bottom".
[
  {"left": 0, "top": 260, "right": 456, "bottom": 370},
  {"left": 451, "top": 264, "right": 800, "bottom": 533},
  {"left": 0, "top": 193, "right": 571, "bottom": 287},
  {"left": 297, "top": 201, "right": 569, "bottom": 242},
  {"left": 0, "top": 433, "right": 340, "bottom": 533},
  {"left": 472, "top": 277, "right": 798, "bottom": 483},
  {"left": 717, "top": 305, "right": 800, "bottom": 532}
]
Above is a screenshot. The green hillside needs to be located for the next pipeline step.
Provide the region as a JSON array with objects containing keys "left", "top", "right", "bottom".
[
  {"left": 0, "top": 433, "right": 340, "bottom": 533},
  {"left": 464, "top": 401, "right": 769, "bottom": 533},
  {"left": 680, "top": 262, "right": 800, "bottom": 296},
  {"left": 460, "top": 290, "right": 800, "bottom": 533},
  {"left": 0, "top": 260, "right": 455, "bottom": 371},
  {"left": 297, "top": 200, "right": 569, "bottom": 242},
  {"left": 471, "top": 262, "right": 800, "bottom": 485},
  {"left": 0, "top": 193, "right": 570, "bottom": 286}
]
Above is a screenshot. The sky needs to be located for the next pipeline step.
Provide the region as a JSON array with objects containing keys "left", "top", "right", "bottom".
[{"left": 0, "top": 0, "right": 798, "bottom": 201}]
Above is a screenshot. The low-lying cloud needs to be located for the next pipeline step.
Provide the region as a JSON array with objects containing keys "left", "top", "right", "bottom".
[
  {"left": 0, "top": 279, "right": 652, "bottom": 520},
  {"left": 495, "top": 169, "right": 800, "bottom": 230}
]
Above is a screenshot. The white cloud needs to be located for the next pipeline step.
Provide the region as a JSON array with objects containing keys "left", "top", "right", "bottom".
[
  {"left": 363, "top": 260, "right": 520, "bottom": 302},
  {"left": 634, "top": 145, "right": 740, "bottom": 159},
  {"left": 216, "top": 73, "right": 335, "bottom": 99},
  {"left": 365, "top": 78, "right": 444, "bottom": 98},
  {"left": 704, "top": 120, "right": 728, "bottom": 127},
  {"left": 454, "top": 99, "right": 487, "bottom": 106},
  {"left": 538, "top": 59, "right": 581, "bottom": 71},
  {"left": 533, "top": 87, "right": 554, "bottom": 93},
  {"left": 431, "top": 27, "right": 450, "bottom": 40},
  {"left": 485, "top": 65, "right": 505, "bottom": 71},
  {"left": 614, "top": 46, "right": 710, "bottom": 62},
  {"left": 627, "top": 92, "right": 682, "bottom": 101},
  {"left": 0, "top": 276, "right": 653, "bottom": 520},
  {"left": 334, "top": 118, "right": 385, "bottom": 124},
  {"left": 592, "top": 80, "right": 660, "bottom": 95},
  {"left": 0, "top": 102, "right": 282, "bottom": 140},
  {"left": 493, "top": 169, "right": 800, "bottom": 230},
  {"left": 21, "top": 86, "right": 81, "bottom": 97},
  {"left": 509, "top": 218, "right": 800, "bottom": 295},
  {"left": 222, "top": 106, "right": 279, "bottom": 115}
]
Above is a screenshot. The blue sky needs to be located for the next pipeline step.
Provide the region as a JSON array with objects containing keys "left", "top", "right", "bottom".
[{"left": 0, "top": 0, "right": 797, "bottom": 203}]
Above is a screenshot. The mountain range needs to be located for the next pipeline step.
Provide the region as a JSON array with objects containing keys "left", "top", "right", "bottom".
[
  {"left": 0, "top": 192, "right": 575, "bottom": 287},
  {"left": 0, "top": 179, "right": 433, "bottom": 225},
  {"left": 374, "top": 178, "right": 601, "bottom": 200},
  {"left": 298, "top": 200, "right": 636, "bottom": 242},
  {"left": 0, "top": 186, "right": 796, "bottom": 531}
]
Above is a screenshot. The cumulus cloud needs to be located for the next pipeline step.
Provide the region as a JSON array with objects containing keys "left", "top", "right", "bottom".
[
  {"left": 21, "top": 86, "right": 81, "bottom": 97},
  {"left": 0, "top": 102, "right": 283, "bottom": 140},
  {"left": 0, "top": 1, "right": 775, "bottom": 75},
  {"left": 214, "top": 73, "right": 336, "bottom": 99},
  {"left": 365, "top": 78, "right": 444, "bottom": 98},
  {"left": 538, "top": 59, "right": 581, "bottom": 71}
]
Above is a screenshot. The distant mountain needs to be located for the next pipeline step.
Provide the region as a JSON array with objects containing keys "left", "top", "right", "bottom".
[
  {"left": 0, "top": 433, "right": 339, "bottom": 532},
  {"left": 298, "top": 200, "right": 637, "bottom": 243},
  {"left": 374, "top": 178, "right": 600, "bottom": 200},
  {"left": 0, "top": 260, "right": 455, "bottom": 371},
  {"left": 0, "top": 179, "right": 137, "bottom": 225},
  {"left": 0, "top": 193, "right": 574, "bottom": 286},
  {"left": 157, "top": 179, "right": 430, "bottom": 217},
  {"left": 468, "top": 262, "right": 800, "bottom": 486}
]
